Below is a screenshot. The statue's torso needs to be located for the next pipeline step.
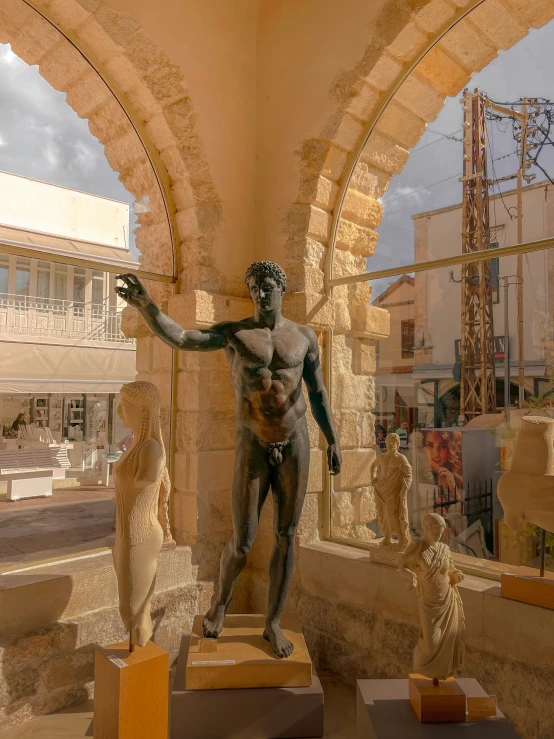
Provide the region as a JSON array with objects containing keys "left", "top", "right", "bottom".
[{"left": 224, "top": 318, "right": 310, "bottom": 442}]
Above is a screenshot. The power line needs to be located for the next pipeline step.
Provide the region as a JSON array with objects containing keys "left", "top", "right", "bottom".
[
  {"left": 411, "top": 129, "right": 463, "bottom": 153},
  {"left": 381, "top": 151, "right": 516, "bottom": 207}
]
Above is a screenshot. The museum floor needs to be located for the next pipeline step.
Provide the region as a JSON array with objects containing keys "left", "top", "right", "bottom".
[
  {"left": 0, "top": 674, "right": 355, "bottom": 738},
  {"left": 0, "top": 489, "right": 115, "bottom": 565}
]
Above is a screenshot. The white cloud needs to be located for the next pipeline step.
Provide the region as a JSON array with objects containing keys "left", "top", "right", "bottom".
[{"left": 0, "top": 131, "right": 5, "bottom": 148}]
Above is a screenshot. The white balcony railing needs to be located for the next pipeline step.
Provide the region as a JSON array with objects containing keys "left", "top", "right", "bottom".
[{"left": 0, "top": 294, "right": 134, "bottom": 345}]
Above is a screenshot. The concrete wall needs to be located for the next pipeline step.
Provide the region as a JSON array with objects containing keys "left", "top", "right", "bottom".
[
  {"left": 414, "top": 182, "right": 552, "bottom": 368},
  {"left": 0, "top": 171, "right": 129, "bottom": 248}
]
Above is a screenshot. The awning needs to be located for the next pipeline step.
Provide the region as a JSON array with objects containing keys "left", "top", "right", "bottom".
[
  {"left": 0, "top": 342, "right": 136, "bottom": 393},
  {"left": 0, "top": 222, "right": 138, "bottom": 268}
]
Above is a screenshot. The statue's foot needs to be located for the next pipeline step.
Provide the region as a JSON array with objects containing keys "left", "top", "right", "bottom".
[
  {"left": 203, "top": 604, "right": 226, "bottom": 639},
  {"left": 263, "top": 622, "right": 294, "bottom": 659},
  {"left": 379, "top": 537, "right": 392, "bottom": 548}
]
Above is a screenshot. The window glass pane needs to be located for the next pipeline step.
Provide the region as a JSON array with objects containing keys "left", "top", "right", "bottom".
[
  {"left": 0, "top": 21, "right": 174, "bottom": 570},
  {"left": 333, "top": 252, "right": 554, "bottom": 575},
  {"left": 37, "top": 266, "right": 50, "bottom": 300},
  {"left": 15, "top": 265, "right": 29, "bottom": 296},
  {"left": 54, "top": 270, "right": 67, "bottom": 302},
  {"left": 73, "top": 268, "right": 85, "bottom": 304},
  {"left": 0, "top": 265, "right": 7, "bottom": 296},
  {"left": 92, "top": 271, "right": 104, "bottom": 306}
]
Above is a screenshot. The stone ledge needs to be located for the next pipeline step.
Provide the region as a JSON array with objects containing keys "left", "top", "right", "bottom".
[
  {"left": 0, "top": 547, "right": 192, "bottom": 639},
  {"left": 298, "top": 540, "right": 554, "bottom": 668}
]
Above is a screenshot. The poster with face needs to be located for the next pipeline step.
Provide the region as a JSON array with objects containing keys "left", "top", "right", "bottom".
[{"left": 413, "top": 429, "right": 465, "bottom": 547}]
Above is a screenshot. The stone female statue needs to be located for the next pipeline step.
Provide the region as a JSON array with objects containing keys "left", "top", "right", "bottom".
[
  {"left": 372, "top": 432, "right": 412, "bottom": 549},
  {"left": 113, "top": 381, "right": 175, "bottom": 649},
  {"left": 399, "top": 513, "right": 465, "bottom": 681}
]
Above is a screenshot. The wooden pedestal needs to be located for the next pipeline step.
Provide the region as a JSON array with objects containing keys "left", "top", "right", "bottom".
[
  {"left": 409, "top": 674, "right": 466, "bottom": 723},
  {"left": 357, "top": 679, "right": 518, "bottom": 737},
  {"left": 93, "top": 640, "right": 169, "bottom": 739},
  {"left": 501, "top": 569, "right": 554, "bottom": 609},
  {"left": 185, "top": 613, "right": 312, "bottom": 690}
]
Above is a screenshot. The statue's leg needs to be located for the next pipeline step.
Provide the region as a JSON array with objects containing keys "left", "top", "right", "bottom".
[
  {"left": 203, "top": 427, "right": 270, "bottom": 638},
  {"left": 264, "top": 422, "right": 309, "bottom": 658}
]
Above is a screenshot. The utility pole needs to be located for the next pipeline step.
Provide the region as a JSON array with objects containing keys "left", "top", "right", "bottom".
[{"left": 460, "top": 89, "right": 496, "bottom": 419}]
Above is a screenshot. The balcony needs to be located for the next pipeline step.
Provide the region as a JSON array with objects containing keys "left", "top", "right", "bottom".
[{"left": 0, "top": 294, "right": 134, "bottom": 345}]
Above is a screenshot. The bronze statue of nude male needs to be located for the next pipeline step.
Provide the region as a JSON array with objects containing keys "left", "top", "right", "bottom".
[{"left": 116, "top": 262, "right": 341, "bottom": 658}]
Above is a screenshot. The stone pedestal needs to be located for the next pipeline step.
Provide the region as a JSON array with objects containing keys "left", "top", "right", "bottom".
[
  {"left": 171, "top": 634, "right": 324, "bottom": 739},
  {"left": 357, "top": 678, "right": 519, "bottom": 737}
]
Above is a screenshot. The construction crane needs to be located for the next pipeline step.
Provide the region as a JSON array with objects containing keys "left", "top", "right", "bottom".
[
  {"left": 459, "top": 90, "right": 542, "bottom": 420},
  {"left": 459, "top": 89, "right": 496, "bottom": 419}
]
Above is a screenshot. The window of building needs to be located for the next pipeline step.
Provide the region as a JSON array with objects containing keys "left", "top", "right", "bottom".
[
  {"left": 15, "top": 257, "right": 30, "bottom": 299},
  {"left": 54, "top": 263, "right": 67, "bottom": 304},
  {"left": 92, "top": 270, "right": 105, "bottom": 308},
  {"left": 0, "top": 253, "right": 8, "bottom": 298},
  {"left": 73, "top": 266, "right": 86, "bottom": 307},
  {"left": 37, "top": 260, "right": 50, "bottom": 304},
  {"left": 401, "top": 319, "right": 415, "bottom": 358}
]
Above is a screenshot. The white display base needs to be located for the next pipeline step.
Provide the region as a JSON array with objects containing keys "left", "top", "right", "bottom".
[{"left": 4, "top": 469, "right": 54, "bottom": 501}]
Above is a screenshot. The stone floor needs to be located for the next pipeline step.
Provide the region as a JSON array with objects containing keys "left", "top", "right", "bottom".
[
  {"left": 0, "top": 674, "right": 356, "bottom": 738},
  {"left": 0, "top": 492, "right": 115, "bottom": 565}
]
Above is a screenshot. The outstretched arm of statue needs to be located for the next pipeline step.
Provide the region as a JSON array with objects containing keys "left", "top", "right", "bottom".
[
  {"left": 302, "top": 327, "right": 342, "bottom": 475},
  {"left": 116, "top": 273, "right": 226, "bottom": 352}
]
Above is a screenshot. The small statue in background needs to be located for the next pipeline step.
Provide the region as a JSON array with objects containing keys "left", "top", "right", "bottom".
[
  {"left": 399, "top": 513, "right": 465, "bottom": 681},
  {"left": 113, "top": 381, "right": 175, "bottom": 650},
  {"left": 372, "top": 432, "right": 412, "bottom": 549}
]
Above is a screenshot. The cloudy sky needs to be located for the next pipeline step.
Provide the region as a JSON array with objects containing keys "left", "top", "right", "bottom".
[
  {"left": 0, "top": 42, "right": 140, "bottom": 253},
  {"left": 1, "top": 24, "right": 554, "bottom": 288},
  {"left": 370, "top": 21, "right": 554, "bottom": 296}
]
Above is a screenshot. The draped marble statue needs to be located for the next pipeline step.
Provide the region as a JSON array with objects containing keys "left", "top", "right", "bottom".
[
  {"left": 498, "top": 415, "right": 554, "bottom": 533},
  {"left": 399, "top": 513, "right": 465, "bottom": 681},
  {"left": 372, "top": 432, "right": 412, "bottom": 549},
  {"left": 116, "top": 263, "right": 341, "bottom": 658},
  {"left": 113, "top": 381, "right": 175, "bottom": 649}
]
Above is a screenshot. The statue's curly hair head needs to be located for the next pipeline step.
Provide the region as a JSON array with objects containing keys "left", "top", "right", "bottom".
[{"left": 245, "top": 261, "right": 287, "bottom": 294}]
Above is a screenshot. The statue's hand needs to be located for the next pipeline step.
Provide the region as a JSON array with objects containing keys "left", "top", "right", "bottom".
[
  {"left": 115, "top": 273, "right": 153, "bottom": 312},
  {"left": 327, "top": 444, "right": 342, "bottom": 475},
  {"left": 452, "top": 569, "right": 464, "bottom": 584}
]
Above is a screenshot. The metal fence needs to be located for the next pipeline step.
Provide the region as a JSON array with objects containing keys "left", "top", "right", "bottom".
[{"left": 0, "top": 294, "right": 134, "bottom": 344}]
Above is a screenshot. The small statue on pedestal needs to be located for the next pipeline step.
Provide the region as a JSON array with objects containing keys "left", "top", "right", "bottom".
[
  {"left": 113, "top": 381, "right": 175, "bottom": 650},
  {"left": 372, "top": 433, "right": 412, "bottom": 550},
  {"left": 399, "top": 513, "right": 465, "bottom": 682}
]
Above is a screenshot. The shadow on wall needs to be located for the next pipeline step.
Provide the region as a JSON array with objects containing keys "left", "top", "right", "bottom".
[{"left": 0, "top": 574, "right": 92, "bottom": 729}]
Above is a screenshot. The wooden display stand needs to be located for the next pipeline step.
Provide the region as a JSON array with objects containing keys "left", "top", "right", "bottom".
[
  {"left": 357, "top": 678, "right": 518, "bottom": 737},
  {"left": 185, "top": 613, "right": 312, "bottom": 690},
  {"left": 501, "top": 567, "right": 554, "bottom": 610},
  {"left": 93, "top": 640, "right": 169, "bottom": 739},
  {"left": 409, "top": 674, "right": 466, "bottom": 723}
]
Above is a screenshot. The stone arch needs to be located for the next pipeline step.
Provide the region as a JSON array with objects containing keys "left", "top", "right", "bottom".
[
  {"left": 285, "top": 0, "right": 554, "bottom": 332},
  {"left": 281, "top": 0, "right": 554, "bottom": 545},
  {"left": 0, "top": 0, "right": 224, "bottom": 306}
]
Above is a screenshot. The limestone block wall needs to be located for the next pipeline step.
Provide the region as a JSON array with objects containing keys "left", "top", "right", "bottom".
[{"left": 245, "top": 540, "right": 554, "bottom": 739}]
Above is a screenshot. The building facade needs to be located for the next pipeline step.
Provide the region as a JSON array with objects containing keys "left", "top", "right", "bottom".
[
  {"left": 0, "top": 172, "right": 136, "bottom": 453},
  {"left": 374, "top": 181, "right": 554, "bottom": 430}
]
